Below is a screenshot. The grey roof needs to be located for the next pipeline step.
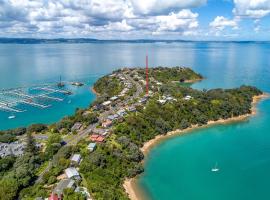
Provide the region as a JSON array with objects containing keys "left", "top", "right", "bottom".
[
  {"left": 88, "top": 143, "right": 96, "bottom": 150},
  {"left": 65, "top": 167, "right": 80, "bottom": 179},
  {"left": 71, "top": 122, "right": 82, "bottom": 131},
  {"left": 54, "top": 179, "right": 75, "bottom": 196},
  {"left": 71, "top": 154, "right": 81, "bottom": 163}
]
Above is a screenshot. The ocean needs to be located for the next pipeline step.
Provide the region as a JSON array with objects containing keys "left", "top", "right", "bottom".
[{"left": 1, "top": 41, "right": 270, "bottom": 199}]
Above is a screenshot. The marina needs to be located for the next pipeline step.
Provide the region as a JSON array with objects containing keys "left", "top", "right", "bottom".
[{"left": 0, "top": 85, "right": 72, "bottom": 114}]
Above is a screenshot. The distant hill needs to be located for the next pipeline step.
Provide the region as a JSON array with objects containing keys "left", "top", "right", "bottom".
[
  {"left": 0, "top": 38, "right": 266, "bottom": 44},
  {"left": 0, "top": 38, "right": 191, "bottom": 44}
]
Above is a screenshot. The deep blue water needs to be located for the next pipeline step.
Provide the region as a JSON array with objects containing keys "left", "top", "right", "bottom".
[{"left": 1, "top": 42, "right": 270, "bottom": 199}]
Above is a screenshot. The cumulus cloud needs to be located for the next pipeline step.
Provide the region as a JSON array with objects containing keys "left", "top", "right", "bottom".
[
  {"left": 130, "top": 0, "right": 206, "bottom": 15},
  {"left": 155, "top": 9, "right": 198, "bottom": 32},
  {"left": 209, "top": 16, "right": 239, "bottom": 30},
  {"left": 233, "top": 0, "right": 270, "bottom": 18},
  {"left": 0, "top": 0, "right": 205, "bottom": 38}
]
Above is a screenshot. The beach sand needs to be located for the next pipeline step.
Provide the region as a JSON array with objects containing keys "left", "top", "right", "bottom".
[
  {"left": 91, "top": 87, "right": 99, "bottom": 96},
  {"left": 123, "top": 93, "right": 268, "bottom": 200}
]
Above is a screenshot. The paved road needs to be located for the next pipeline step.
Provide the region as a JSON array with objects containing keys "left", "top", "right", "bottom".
[{"left": 36, "top": 71, "right": 144, "bottom": 183}]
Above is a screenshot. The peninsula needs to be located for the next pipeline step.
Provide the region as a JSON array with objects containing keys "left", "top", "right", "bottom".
[{"left": 0, "top": 67, "right": 265, "bottom": 200}]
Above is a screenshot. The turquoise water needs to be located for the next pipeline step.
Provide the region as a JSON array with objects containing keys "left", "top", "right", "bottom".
[
  {"left": 136, "top": 42, "right": 270, "bottom": 200},
  {"left": 1, "top": 42, "right": 270, "bottom": 199}
]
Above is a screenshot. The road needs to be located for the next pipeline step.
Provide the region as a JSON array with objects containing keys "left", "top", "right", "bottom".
[{"left": 36, "top": 71, "right": 144, "bottom": 183}]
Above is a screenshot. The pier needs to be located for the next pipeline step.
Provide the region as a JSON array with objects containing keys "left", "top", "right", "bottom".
[{"left": 0, "top": 85, "right": 72, "bottom": 114}]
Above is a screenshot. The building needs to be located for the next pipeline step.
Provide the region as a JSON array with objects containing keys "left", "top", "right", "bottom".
[
  {"left": 102, "top": 101, "right": 111, "bottom": 106},
  {"left": 110, "top": 96, "right": 118, "bottom": 101},
  {"left": 102, "top": 120, "right": 113, "bottom": 128},
  {"left": 184, "top": 95, "right": 192, "bottom": 100},
  {"left": 65, "top": 167, "right": 80, "bottom": 180},
  {"left": 107, "top": 114, "right": 119, "bottom": 121},
  {"left": 157, "top": 99, "right": 167, "bottom": 104},
  {"left": 54, "top": 179, "right": 75, "bottom": 197},
  {"left": 117, "top": 109, "right": 127, "bottom": 117},
  {"left": 92, "top": 128, "right": 109, "bottom": 136},
  {"left": 87, "top": 143, "right": 97, "bottom": 152},
  {"left": 90, "top": 135, "right": 105, "bottom": 143},
  {"left": 70, "top": 154, "right": 81, "bottom": 165},
  {"left": 127, "top": 106, "right": 136, "bottom": 112},
  {"left": 71, "top": 122, "right": 82, "bottom": 132},
  {"left": 48, "top": 193, "right": 61, "bottom": 200}
]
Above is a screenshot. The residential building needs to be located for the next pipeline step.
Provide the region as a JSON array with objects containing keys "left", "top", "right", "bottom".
[
  {"left": 54, "top": 179, "right": 75, "bottom": 197},
  {"left": 71, "top": 122, "right": 82, "bottom": 132},
  {"left": 184, "top": 95, "right": 192, "bottom": 100},
  {"left": 102, "top": 100, "right": 111, "bottom": 106},
  {"left": 102, "top": 120, "right": 113, "bottom": 128},
  {"left": 70, "top": 154, "right": 81, "bottom": 165},
  {"left": 65, "top": 167, "right": 80, "bottom": 180},
  {"left": 87, "top": 143, "right": 96, "bottom": 152},
  {"left": 110, "top": 96, "right": 118, "bottom": 101},
  {"left": 90, "top": 135, "right": 105, "bottom": 143}
]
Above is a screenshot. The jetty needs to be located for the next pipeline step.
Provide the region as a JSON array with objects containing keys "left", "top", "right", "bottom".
[{"left": 0, "top": 84, "right": 72, "bottom": 114}]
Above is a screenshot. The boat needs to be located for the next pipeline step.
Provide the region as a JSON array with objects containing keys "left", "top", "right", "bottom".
[
  {"left": 8, "top": 115, "right": 16, "bottom": 119},
  {"left": 211, "top": 162, "right": 219, "bottom": 172}
]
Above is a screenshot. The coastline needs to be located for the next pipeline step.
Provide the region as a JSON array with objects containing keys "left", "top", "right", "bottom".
[
  {"left": 123, "top": 93, "right": 268, "bottom": 200},
  {"left": 91, "top": 87, "right": 99, "bottom": 96}
]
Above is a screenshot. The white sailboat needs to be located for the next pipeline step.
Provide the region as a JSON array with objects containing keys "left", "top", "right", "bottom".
[
  {"left": 8, "top": 115, "right": 16, "bottom": 119},
  {"left": 211, "top": 162, "right": 219, "bottom": 172}
]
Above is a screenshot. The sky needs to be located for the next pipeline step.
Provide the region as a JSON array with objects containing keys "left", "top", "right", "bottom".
[{"left": 0, "top": 0, "right": 270, "bottom": 41}]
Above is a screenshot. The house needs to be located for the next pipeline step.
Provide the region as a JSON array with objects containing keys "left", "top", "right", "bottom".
[
  {"left": 107, "top": 114, "right": 119, "bottom": 121},
  {"left": 54, "top": 179, "right": 75, "bottom": 196},
  {"left": 92, "top": 104, "right": 103, "bottom": 111},
  {"left": 127, "top": 106, "right": 136, "bottom": 112},
  {"left": 65, "top": 167, "right": 80, "bottom": 180},
  {"left": 102, "top": 100, "right": 112, "bottom": 106},
  {"left": 117, "top": 109, "right": 127, "bottom": 117},
  {"left": 139, "top": 97, "right": 148, "bottom": 104},
  {"left": 90, "top": 135, "right": 105, "bottom": 143},
  {"left": 87, "top": 143, "right": 96, "bottom": 152},
  {"left": 70, "top": 154, "right": 81, "bottom": 165},
  {"left": 184, "top": 95, "right": 192, "bottom": 100},
  {"left": 48, "top": 193, "right": 61, "bottom": 200},
  {"left": 110, "top": 96, "right": 118, "bottom": 101},
  {"left": 71, "top": 122, "right": 82, "bottom": 132},
  {"left": 157, "top": 99, "right": 167, "bottom": 104},
  {"left": 102, "top": 120, "right": 113, "bottom": 128},
  {"left": 92, "top": 128, "right": 109, "bottom": 136}
]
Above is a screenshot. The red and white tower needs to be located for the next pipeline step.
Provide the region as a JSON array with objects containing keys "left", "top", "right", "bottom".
[{"left": 146, "top": 55, "right": 149, "bottom": 95}]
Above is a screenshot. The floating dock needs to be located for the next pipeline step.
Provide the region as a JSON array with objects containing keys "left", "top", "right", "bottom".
[{"left": 0, "top": 84, "right": 72, "bottom": 114}]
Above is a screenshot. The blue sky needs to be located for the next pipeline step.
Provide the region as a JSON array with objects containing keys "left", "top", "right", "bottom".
[{"left": 0, "top": 0, "right": 269, "bottom": 40}]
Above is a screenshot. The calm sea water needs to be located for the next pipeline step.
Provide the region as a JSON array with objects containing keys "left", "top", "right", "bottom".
[{"left": 1, "top": 42, "right": 270, "bottom": 199}]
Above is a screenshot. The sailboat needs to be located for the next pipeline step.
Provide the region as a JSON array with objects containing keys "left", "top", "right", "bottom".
[
  {"left": 8, "top": 115, "right": 16, "bottom": 119},
  {"left": 211, "top": 162, "right": 219, "bottom": 172}
]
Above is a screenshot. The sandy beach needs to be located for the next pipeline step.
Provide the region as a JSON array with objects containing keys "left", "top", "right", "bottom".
[
  {"left": 91, "top": 87, "right": 99, "bottom": 96},
  {"left": 123, "top": 93, "right": 268, "bottom": 200}
]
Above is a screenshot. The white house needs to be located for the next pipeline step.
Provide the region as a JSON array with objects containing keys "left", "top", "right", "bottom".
[
  {"left": 70, "top": 154, "right": 81, "bottom": 164},
  {"left": 65, "top": 167, "right": 80, "bottom": 180}
]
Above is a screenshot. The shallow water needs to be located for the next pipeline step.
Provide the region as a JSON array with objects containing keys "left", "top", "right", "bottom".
[{"left": 1, "top": 41, "right": 270, "bottom": 199}]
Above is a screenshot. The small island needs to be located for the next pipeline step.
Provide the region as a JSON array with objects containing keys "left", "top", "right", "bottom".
[{"left": 0, "top": 67, "right": 265, "bottom": 200}]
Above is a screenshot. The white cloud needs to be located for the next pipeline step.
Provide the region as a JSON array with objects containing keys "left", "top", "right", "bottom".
[
  {"left": 233, "top": 0, "right": 270, "bottom": 18},
  {"left": 130, "top": 0, "right": 206, "bottom": 15},
  {"left": 0, "top": 0, "right": 205, "bottom": 38},
  {"left": 155, "top": 9, "right": 199, "bottom": 32},
  {"left": 210, "top": 16, "right": 239, "bottom": 30}
]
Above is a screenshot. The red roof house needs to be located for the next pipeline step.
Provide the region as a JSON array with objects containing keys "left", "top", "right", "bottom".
[
  {"left": 49, "top": 193, "right": 61, "bottom": 200},
  {"left": 90, "top": 134, "right": 105, "bottom": 143}
]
